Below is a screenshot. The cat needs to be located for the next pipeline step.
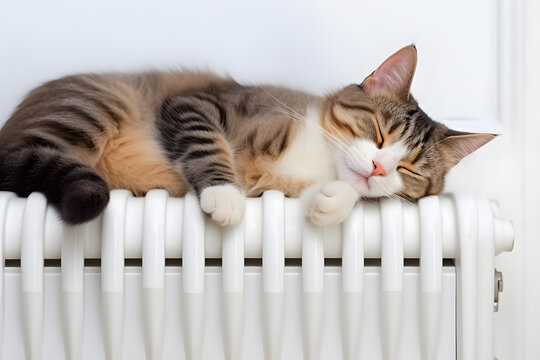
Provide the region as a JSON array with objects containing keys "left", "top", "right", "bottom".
[{"left": 0, "top": 45, "right": 494, "bottom": 226}]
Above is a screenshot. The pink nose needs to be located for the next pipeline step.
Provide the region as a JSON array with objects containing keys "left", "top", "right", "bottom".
[{"left": 370, "top": 161, "right": 387, "bottom": 177}]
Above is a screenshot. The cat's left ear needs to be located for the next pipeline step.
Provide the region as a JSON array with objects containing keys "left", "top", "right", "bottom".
[
  {"left": 361, "top": 45, "right": 418, "bottom": 99},
  {"left": 439, "top": 130, "right": 496, "bottom": 170}
]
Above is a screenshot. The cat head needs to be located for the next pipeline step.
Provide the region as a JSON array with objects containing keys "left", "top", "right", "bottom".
[{"left": 322, "top": 45, "right": 494, "bottom": 200}]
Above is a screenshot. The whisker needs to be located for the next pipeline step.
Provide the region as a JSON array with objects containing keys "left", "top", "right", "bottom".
[
  {"left": 256, "top": 103, "right": 359, "bottom": 160},
  {"left": 257, "top": 90, "right": 368, "bottom": 163}
]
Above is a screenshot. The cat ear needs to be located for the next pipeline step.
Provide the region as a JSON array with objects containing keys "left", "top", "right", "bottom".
[
  {"left": 439, "top": 130, "right": 496, "bottom": 170},
  {"left": 361, "top": 45, "right": 418, "bottom": 99}
]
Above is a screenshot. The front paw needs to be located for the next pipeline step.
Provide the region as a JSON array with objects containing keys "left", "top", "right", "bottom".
[
  {"left": 200, "top": 184, "right": 246, "bottom": 226},
  {"left": 308, "top": 181, "right": 358, "bottom": 226}
]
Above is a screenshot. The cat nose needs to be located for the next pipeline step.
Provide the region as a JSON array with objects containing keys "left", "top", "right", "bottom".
[{"left": 370, "top": 161, "right": 387, "bottom": 177}]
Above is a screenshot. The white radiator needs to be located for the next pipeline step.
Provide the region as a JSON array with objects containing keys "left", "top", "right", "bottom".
[{"left": 0, "top": 190, "right": 513, "bottom": 360}]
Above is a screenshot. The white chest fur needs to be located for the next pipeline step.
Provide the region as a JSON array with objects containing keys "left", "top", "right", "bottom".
[{"left": 276, "top": 106, "right": 337, "bottom": 183}]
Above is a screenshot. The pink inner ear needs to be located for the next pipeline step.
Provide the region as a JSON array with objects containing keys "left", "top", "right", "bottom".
[
  {"left": 441, "top": 133, "right": 496, "bottom": 169},
  {"left": 363, "top": 45, "right": 418, "bottom": 98}
]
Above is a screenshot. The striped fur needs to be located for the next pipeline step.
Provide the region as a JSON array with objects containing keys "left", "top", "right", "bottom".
[{"left": 0, "top": 46, "right": 494, "bottom": 224}]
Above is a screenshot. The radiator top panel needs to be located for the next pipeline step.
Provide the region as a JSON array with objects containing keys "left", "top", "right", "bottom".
[{"left": 0, "top": 190, "right": 513, "bottom": 260}]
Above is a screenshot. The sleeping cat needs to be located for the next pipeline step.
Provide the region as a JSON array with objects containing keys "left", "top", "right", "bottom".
[{"left": 0, "top": 45, "right": 494, "bottom": 226}]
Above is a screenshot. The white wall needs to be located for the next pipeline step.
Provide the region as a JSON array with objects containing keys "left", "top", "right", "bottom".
[
  {"left": 0, "top": 1, "right": 536, "bottom": 358},
  {"left": 0, "top": 0, "right": 499, "bottom": 129}
]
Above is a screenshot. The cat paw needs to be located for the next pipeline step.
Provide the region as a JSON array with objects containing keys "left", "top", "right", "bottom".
[
  {"left": 307, "top": 181, "right": 358, "bottom": 226},
  {"left": 60, "top": 178, "right": 110, "bottom": 225},
  {"left": 200, "top": 184, "right": 246, "bottom": 226}
]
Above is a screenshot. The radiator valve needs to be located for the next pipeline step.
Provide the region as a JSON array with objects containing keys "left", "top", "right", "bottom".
[{"left": 494, "top": 269, "right": 503, "bottom": 312}]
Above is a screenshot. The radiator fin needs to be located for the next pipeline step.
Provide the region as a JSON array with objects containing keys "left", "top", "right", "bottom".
[
  {"left": 101, "top": 190, "right": 131, "bottom": 359},
  {"left": 419, "top": 196, "right": 443, "bottom": 360},
  {"left": 262, "top": 191, "right": 285, "bottom": 360},
  {"left": 21, "top": 193, "right": 47, "bottom": 360}
]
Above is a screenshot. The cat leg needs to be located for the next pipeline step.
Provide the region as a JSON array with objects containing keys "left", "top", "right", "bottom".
[
  {"left": 158, "top": 93, "right": 245, "bottom": 225},
  {"left": 0, "top": 142, "right": 109, "bottom": 224},
  {"left": 301, "top": 180, "right": 359, "bottom": 226}
]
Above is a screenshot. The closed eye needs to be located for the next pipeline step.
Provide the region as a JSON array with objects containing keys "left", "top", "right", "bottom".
[
  {"left": 373, "top": 119, "right": 384, "bottom": 148},
  {"left": 377, "top": 135, "right": 384, "bottom": 149},
  {"left": 397, "top": 165, "right": 423, "bottom": 177}
]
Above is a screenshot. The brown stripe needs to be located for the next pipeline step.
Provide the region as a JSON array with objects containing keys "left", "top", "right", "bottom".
[
  {"left": 261, "top": 136, "right": 275, "bottom": 157},
  {"left": 409, "top": 149, "right": 423, "bottom": 165},
  {"left": 330, "top": 108, "right": 356, "bottom": 136},
  {"left": 278, "top": 128, "right": 290, "bottom": 153},
  {"left": 15, "top": 135, "right": 61, "bottom": 151},
  {"left": 388, "top": 121, "right": 402, "bottom": 135},
  {"left": 38, "top": 120, "right": 96, "bottom": 149},
  {"left": 336, "top": 101, "right": 376, "bottom": 114}
]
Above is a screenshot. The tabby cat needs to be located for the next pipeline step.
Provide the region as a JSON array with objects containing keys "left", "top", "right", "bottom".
[{"left": 0, "top": 45, "right": 494, "bottom": 226}]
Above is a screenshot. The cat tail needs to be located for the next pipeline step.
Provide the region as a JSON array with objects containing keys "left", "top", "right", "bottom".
[{"left": 0, "top": 142, "right": 109, "bottom": 224}]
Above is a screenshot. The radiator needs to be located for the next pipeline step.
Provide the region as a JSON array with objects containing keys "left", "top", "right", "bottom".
[{"left": 0, "top": 190, "right": 513, "bottom": 360}]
